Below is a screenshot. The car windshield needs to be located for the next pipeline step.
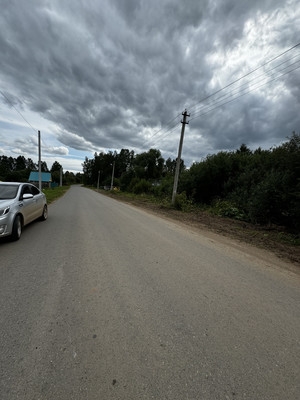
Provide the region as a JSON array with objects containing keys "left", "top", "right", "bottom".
[{"left": 0, "top": 184, "right": 19, "bottom": 199}]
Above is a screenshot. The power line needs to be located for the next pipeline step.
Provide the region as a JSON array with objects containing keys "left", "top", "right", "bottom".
[
  {"left": 140, "top": 113, "right": 182, "bottom": 148},
  {"left": 188, "top": 42, "right": 300, "bottom": 114},
  {"left": 2, "top": 42, "right": 299, "bottom": 155},
  {"left": 146, "top": 42, "right": 300, "bottom": 150},
  {"left": 0, "top": 89, "right": 37, "bottom": 133},
  {"left": 189, "top": 57, "right": 300, "bottom": 120},
  {"left": 154, "top": 122, "right": 181, "bottom": 144},
  {"left": 191, "top": 54, "right": 300, "bottom": 117},
  {"left": 189, "top": 63, "right": 300, "bottom": 122}
]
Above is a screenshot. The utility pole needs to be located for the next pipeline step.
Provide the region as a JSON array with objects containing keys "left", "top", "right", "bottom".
[
  {"left": 97, "top": 170, "right": 100, "bottom": 190},
  {"left": 60, "top": 167, "right": 63, "bottom": 187},
  {"left": 38, "top": 130, "right": 42, "bottom": 191},
  {"left": 110, "top": 161, "right": 115, "bottom": 190},
  {"left": 172, "top": 109, "right": 190, "bottom": 204}
]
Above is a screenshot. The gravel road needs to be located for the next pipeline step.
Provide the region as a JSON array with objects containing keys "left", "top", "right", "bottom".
[{"left": 1, "top": 185, "right": 299, "bottom": 399}]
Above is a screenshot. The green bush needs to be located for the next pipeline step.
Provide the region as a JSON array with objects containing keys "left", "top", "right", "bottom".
[
  {"left": 152, "top": 177, "right": 173, "bottom": 198},
  {"left": 247, "top": 170, "right": 289, "bottom": 226},
  {"left": 173, "top": 192, "right": 193, "bottom": 211},
  {"left": 132, "top": 179, "right": 152, "bottom": 194},
  {"left": 212, "top": 199, "right": 246, "bottom": 220}
]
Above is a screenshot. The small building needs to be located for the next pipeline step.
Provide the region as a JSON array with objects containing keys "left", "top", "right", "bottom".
[{"left": 28, "top": 171, "right": 52, "bottom": 188}]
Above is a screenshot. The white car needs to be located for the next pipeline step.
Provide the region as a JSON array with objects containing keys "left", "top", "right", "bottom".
[{"left": 0, "top": 182, "right": 48, "bottom": 241}]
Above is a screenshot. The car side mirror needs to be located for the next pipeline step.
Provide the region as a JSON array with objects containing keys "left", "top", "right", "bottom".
[{"left": 22, "top": 193, "right": 34, "bottom": 200}]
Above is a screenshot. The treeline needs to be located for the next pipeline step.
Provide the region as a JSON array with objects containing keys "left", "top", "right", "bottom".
[
  {"left": 180, "top": 133, "right": 300, "bottom": 231},
  {"left": 83, "top": 133, "right": 300, "bottom": 232},
  {"left": 0, "top": 156, "right": 82, "bottom": 185},
  {"left": 82, "top": 148, "right": 183, "bottom": 193}
]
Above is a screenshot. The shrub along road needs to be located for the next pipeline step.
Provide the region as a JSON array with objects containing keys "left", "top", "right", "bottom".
[{"left": 1, "top": 185, "right": 299, "bottom": 399}]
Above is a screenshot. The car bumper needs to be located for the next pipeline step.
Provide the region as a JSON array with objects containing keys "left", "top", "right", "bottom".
[{"left": 0, "top": 214, "right": 14, "bottom": 237}]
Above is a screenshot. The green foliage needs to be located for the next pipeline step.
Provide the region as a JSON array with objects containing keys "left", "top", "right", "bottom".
[
  {"left": 152, "top": 176, "right": 173, "bottom": 198},
  {"left": 247, "top": 170, "right": 288, "bottom": 225},
  {"left": 181, "top": 133, "right": 300, "bottom": 232},
  {"left": 81, "top": 133, "right": 300, "bottom": 233},
  {"left": 276, "top": 232, "right": 300, "bottom": 246},
  {"left": 82, "top": 149, "right": 135, "bottom": 187},
  {"left": 111, "top": 178, "right": 121, "bottom": 188},
  {"left": 132, "top": 179, "right": 152, "bottom": 194},
  {"left": 43, "top": 186, "right": 70, "bottom": 204},
  {"left": 120, "top": 168, "right": 135, "bottom": 191},
  {"left": 0, "top": 155, "right": 38, "bottom": 182},
  {"left": 50, "top": 161, "right": 63, "bottom": 184},
  {"left": 134, "top": 149, "right": 164, "bottom": 180},
  {"left": 50, "top": 161, "right": 63, "bottom": 172},
  {"left": 182, "top": 151, "right": 236, "bottom": 203},
  {"left": 173, "top": 192, "right": 193, "bottom": 212},
  {"left": 0, "top": 155, "right": 81, "bottom": 186},
  {"left": 64, "top": 171, "right": 76, "bottom": 185},
  {"left": 211, "top": 199, "right": 246, "bottom": 220}
]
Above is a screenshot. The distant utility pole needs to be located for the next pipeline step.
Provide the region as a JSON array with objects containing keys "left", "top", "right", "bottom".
[
  {"left": 60, "top": 167, "right": 63, "bottom": 187},
  {"left": 97, "top": 170, "right": 100, "bottom": 190},
  {"left": 110, "top": 161, "right": 115, "bottom": 190},
  {"left": 172, "top": 109, "right": 190, "bottom": 205},
  {"left": 38, "top": 130, "right": 42, "bottom": 191}
]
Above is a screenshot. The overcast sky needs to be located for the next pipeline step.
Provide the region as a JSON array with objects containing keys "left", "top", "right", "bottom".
[{"left": 0, "top": 0, "right": 299, "bottom": 173}]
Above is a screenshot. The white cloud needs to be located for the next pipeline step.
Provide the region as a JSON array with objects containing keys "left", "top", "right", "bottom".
[{"left": 0, "top": 0, "right": 299, "bottom": 171}]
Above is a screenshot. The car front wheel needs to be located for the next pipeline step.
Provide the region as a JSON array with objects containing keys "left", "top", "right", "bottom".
[
  {"left": 41, "top": 205, "right": 48, "bottom": 221},
  {"left": 11, "top": 215, "right": 22, "bottom": 241}
]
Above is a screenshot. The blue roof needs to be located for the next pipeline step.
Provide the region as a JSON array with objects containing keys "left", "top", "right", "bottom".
[{"left": 29, "top": 171, "right": 52, "bottom": 182}]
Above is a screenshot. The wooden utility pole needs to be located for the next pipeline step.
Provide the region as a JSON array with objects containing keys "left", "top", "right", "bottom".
[
  {"left": 97, "top": 170, "right": 100, "bottom": 190},
  {"left": 38, "top": 130, "right": 42, "bottom": 191},
  {"left": 110, "top": 161, "right": 115, "bottom": 190},
  {"left": 60, "top": 167, "right": 63, "bottom": 187},
  {"left": 172, "top": 110, "right": 190, "bottom": 204}
]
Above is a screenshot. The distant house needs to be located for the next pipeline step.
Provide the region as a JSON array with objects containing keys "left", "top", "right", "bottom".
[{"left": 28, "top": 171, "right": 52, "bottom": 188}]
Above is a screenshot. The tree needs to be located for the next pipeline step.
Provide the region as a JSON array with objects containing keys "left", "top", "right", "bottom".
[
  {"left": 64, "top": 171, "right": 76, "bottom": 185},
  {"left": 50, "top": 161, "right": 63, "bottom": 172},
  {"left": 79, "top": 135, "right": 300, "bottom": 232},
  {"left": 41, "top": 161, "right": 49, "bottom": 172},
  {"left": 51, "top": 161, "right": 63, "bottom": 184},
  {"left": 134, "top": 149, "right": 164, "bottom": 180},
  {"left": 26, "top": 158, "right": 37, "bottom": 171},
  {"left": 0, "top": 156, "right": 15, "bottom": 180},
  {"left": 15, "top": 156, "right": 26, "bottom": 170},
  {"left": 82, "top": 156, "right": 95, "bottom": 185},
  {"left": 236, "top": 143, "right": 252, "bottom": 154},
  {"left": 184, "top": 151, "right": 235, "bottom": 203}
]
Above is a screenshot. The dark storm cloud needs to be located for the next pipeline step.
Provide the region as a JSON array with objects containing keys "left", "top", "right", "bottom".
[{"left": 0, "top": 0, "right": 299, "bottom": 167}]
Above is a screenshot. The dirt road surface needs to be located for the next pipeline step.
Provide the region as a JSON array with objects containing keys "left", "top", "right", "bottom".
[{"left": 1, "top": 186, "right": 299, "bottom": 399}]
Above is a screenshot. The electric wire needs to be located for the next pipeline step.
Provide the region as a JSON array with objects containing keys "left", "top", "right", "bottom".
[
  {"left": 1, "top": 42, "right": 299, "bottom": 154},
  {"left": 0, "top": 89, "right": 37, "bottom": 133},
  {"left": 187, "top": 42, "right": 300, "bottom": 114},
  {"left": 189, "top": 63, "right": 300, "bottom": 122},
  {"left": 148, "top": 43, "right": 300, "bottom": 148},
  {"left": 190, "top": 53, "right": 300, "bottom": 118},
  {"left": 150, "top": 121, "right": 181, "bottom": 145},
  {"left": 190, "top": 58, "right": 300, "bottom": 121},
  {"left": 140, "top": 112, "right": 182, "bottom": 149},
  {"left": 0, "top": 89, "right": 56, "bottom": 161}
]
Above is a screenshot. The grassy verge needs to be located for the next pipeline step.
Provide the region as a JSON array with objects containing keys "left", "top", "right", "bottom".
[{"left": 43, "top": 186, "right": 70, "bottom": 204}]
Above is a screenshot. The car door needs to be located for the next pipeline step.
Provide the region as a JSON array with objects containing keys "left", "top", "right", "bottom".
[
  {"left": 20, "top": 184, "right": 36, "bottom": 224},
  {"left": 30, "top": 185, "right": 44, "bottom": 219}
]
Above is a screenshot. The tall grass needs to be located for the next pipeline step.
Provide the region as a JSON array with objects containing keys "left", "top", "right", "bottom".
[{"left": 43, "top": 186, "right": 70, "bottom": 204}]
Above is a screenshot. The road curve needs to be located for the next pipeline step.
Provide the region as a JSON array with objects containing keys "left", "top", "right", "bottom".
[{"left": 1, "top": 185, "right": 299, "bottom": 399}]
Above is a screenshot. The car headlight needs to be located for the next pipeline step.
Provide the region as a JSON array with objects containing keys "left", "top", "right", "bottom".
[{"left": 0, "top": 207, "right": 10, "bottom": 216}]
